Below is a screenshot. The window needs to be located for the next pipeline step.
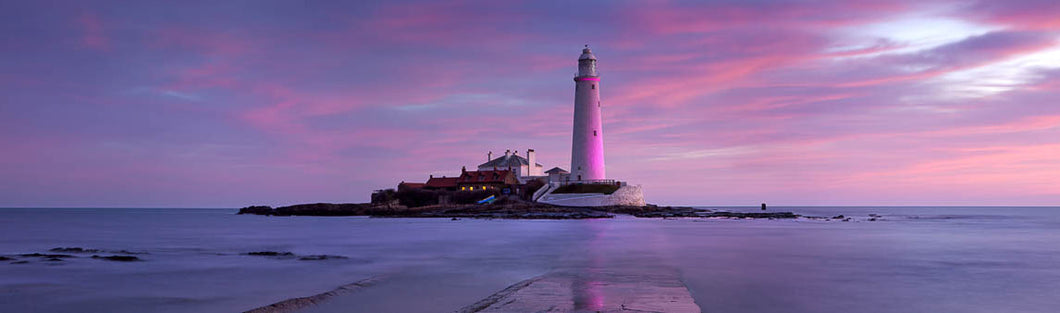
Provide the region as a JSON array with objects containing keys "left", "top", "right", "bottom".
[
  {"left": 593, "top": 130, "right": 597, "bottom": 136},
  {"left": 592, "top": 84, "right": 595, "bottom": 89}
]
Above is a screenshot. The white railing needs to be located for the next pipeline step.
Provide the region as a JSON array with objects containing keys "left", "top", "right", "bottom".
[
  {"left": 558, "top": 179, "right": 623, "bottom": 186},
  {"left": 531, "top": 182, "right": 556, "bottom": 202}
]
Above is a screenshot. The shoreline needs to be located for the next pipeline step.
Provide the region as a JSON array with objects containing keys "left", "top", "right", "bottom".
[
  {"left": 237, "top": 201, "right": 800, "bottom": 220},
  {"left": 243, "top": 276, "right": 385, "bottom": 313}
]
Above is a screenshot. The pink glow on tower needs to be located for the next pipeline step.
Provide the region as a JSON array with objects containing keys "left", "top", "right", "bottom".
[{"left": 571, "top": 46, "right": 606, "bottom": 181}]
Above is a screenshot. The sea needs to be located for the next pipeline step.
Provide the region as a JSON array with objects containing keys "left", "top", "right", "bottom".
[{"left": 1, "top": 207, "right": 1058, "bottom": 313}]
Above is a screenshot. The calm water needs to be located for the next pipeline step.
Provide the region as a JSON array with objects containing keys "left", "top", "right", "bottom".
[{"left": 1, "top": 207, "right": 1058, "bottom": 312}]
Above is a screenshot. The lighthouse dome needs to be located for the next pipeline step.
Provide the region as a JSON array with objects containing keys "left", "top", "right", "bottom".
[{"left": 579, "top": 46, "right": 596, "bottom": 60}]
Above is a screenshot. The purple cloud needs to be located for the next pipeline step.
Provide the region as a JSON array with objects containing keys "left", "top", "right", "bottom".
[{"left": 1, "top": 0, "right": 1058, "bottom": 207}]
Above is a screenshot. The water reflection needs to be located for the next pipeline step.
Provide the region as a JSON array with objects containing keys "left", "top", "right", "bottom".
[{"left": 572, "top": 219, "right": 607, "bottom": 311}]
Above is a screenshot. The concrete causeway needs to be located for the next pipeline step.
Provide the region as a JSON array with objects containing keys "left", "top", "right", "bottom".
[{"left": 457, "top": 266, "right": 700, "bottom": 313}]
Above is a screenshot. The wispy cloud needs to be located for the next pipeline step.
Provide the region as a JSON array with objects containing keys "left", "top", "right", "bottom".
[
  {"left": 75, "top": 11, "right": 109, "bottom": 51},
  {"left": 1, "top": 0, "right": 1058, "bottom": 206}
]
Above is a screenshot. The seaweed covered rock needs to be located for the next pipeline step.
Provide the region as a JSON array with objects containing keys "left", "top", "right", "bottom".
[
  {"left": 50, "top": 247, "right": 103, "bottom": 253},
  {"left": 702, "top": 212, "right": 798, "bottom": 219},
  {"left": 600, "top": 205, "right": 704, "bottom": 217},
  {"left": 245, "top": 251, "right": 295, "bottom": 257},
  {"left": 299, "top": 255, "right": 348, "bottom": 261},
  {"left": 92, "top": 255, "right": 142, "bottom": 262},
  {"left": 275, "top": 203, "right": 376, "bottom": 216},
  {"left": 237, "top": 206, "right": 275, "bottom": 215},
  {"left": 20, "top": 253, "right": 75, "bottom": 258}
]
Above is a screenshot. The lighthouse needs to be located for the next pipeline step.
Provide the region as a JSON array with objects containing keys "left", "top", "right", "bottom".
[
  {"left": 538, "top": 46, "right": 644, "bottom": 206},
  {"left": 570, "top": 45, "right": 606, "bottom": 182}
]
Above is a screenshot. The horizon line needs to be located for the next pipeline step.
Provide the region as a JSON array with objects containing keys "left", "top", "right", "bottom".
[{"left": 2, "top": 205, "right": 1058, "bottom": 209}]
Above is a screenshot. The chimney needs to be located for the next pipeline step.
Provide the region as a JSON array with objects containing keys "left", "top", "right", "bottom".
[
  {"left": 430, "top": 174, "right": 433, "bottom": 178},
  {"left": 505, "top": 149, "right": 510, "bottom": 157},
  {"left": 527, "top": 149, "right": 536, "bottom": 175},
  {"left": 488, "top": 151, "right": 492, "bottom": 162}
]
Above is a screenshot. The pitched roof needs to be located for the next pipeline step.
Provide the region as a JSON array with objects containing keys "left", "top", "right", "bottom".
[
  {"left": 477, "top": 154, "right": 542, "bottom": 168},
  {"left": 458, "top": 169, "right": 514, "bottom": 184},
  {"left": 424, "top": 176, "right": 459, "bottom": 188},
  {"left": 545, "top": 167, "right": 569, "bottom": 174},
  {"left": 398, "top": 182, "right": 425, "bottom": 189}
]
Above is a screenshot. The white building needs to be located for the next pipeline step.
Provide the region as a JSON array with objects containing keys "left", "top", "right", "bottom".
[{"left": 477, "top": 149, "right": 545, "bottom": 182}]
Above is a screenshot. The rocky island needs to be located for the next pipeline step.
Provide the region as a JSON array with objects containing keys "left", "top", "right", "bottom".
[{"left": 237, "top": 197, "right": 800, "bottom": 220}]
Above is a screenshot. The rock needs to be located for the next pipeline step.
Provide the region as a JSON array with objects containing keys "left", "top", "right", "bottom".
[
  {"left": 50, "top": 247, "right": 102, "bottom": 253},
  {"left": 46, "top": 257, "right": 64, "bottom": 262},
  {"left": 91, "top": 255, "right": 141, "bottom": 262},
  {"left": 10, "top": 261, "right": 29, "bottom": 264},
  {"left": 701, "top": 212, "right": 798, "bottom": 219},
  {"left": 246, "top": 251, "right": 295, "bottom": 257},
  {"left": 236, "top": 200, "right": 795, "bottom": 220},
  {"left": 832, "top": 215, "right": 845, "bottom": 219},
  {"left": 275, "top": 203, "right": 374, "bottom": 216},
  {"left": 49, "top": 247, "right": 147, "bottom": 255},
  {"left": 298, "top": 255, "right": 348, "bottom": 261},
  {"left": 605, "top": 205, "right": 701, "bottom": 218},
  {"left": 0, "top": 256, "right": 12, "bottom": 261},
  {"left": 20, "top": 253, "right": 75, "bottom": 258},
  {"left": 238, "top": 205, "right": 275, "bottom": 215}
]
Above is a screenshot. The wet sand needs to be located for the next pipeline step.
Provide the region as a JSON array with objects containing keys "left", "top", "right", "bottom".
[
  {"left": 245, "top": 216, "right": 702, "bottom": 313},
  {"left": 246, "top": 266, "right": 700, "bottom": 313},
  {"left": 456, "top": 267, "right": 699, "bottom": 312}
]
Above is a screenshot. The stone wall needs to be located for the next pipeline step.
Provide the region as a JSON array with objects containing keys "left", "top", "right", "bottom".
[{"left": 539, "top": 184, "right": 645, "bottom": 207}]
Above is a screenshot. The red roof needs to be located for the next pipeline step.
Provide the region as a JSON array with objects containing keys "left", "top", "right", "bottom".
[
  {"left": 425, "top": 176, "right": 459, "bottom": 188},
  {"left": 398, "top": 182, "right": 425, "bottom": 189},
  {"left": 458, "top": 169, "right": 514, "bottom": 184}
]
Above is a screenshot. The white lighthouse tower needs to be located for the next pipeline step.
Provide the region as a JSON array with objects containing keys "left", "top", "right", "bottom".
[
  {"left": 571, "top": 45, "right": 606, "bottom": 182},
  {"left": 537, "top": 46, "right": 644, "bottom": 206}
]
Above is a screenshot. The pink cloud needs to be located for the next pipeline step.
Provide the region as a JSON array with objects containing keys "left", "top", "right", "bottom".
[
  {"left": 360, "top": 1, "right": 535, "bottom": 47},
  {"left": 625, "top": 0, "right": 908, "bottom": 35},
  {"left": 927, "top": 115, "right": 1060, "bottom": 137},
  {"left": 6, "top": 0, "right": 1060, "bottom": 206},
  {"left": 963, "top": 0, "right": 1060, "bottom": 30},
  {"left": 75, "top": 11, "right": 109, "bottom": 51}
]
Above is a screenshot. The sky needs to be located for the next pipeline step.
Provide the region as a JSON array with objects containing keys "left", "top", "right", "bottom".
[{"left": 1, "top": 0, "right": 1059, "bottom": 207}]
